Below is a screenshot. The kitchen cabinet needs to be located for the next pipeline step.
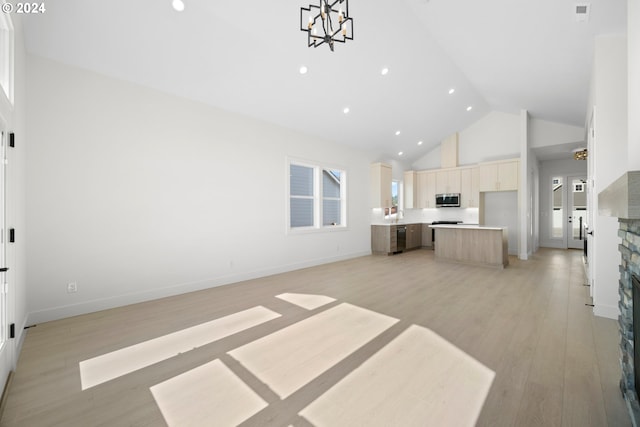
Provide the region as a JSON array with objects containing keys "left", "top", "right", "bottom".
[
  {"left": 421, "top": 223, "right": 433, "bottom": 248},
  {"left": 479, "top": 159, "right": 519, "bottom": 192},
  {"left": 406, "top": 224, "right": 422, "bottom": 249},
  {"left": 371, "top": 162, "right": 392, "bottom": 207},
  {"left": 432, "top": 224, "right": 508, "bottom": 268},
  {"left": 371, "top": 225, "right": 397, "bottom": 255},
  {"left": 371, "top": 223, "right": 422, "bottom": 254},
  {"left": 435, "top": 169, "right": 461, "bottom": 194},
  {"left": 404, "top": 171, "right": 417, "bottom": 209},
  {"left": 460, "top": 167, "right": 480, "bottom": 207},
  {"left": 416, "top": 171, "right": 437, "bottom": 208}
]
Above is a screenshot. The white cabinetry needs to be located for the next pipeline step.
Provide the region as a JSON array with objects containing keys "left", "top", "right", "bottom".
[
  {"left": 404, "top": 171, "right": 417, "bottom": 209},
  {"left": 417, "top": 171, "right": 437, "bottom": 208},
  {"left": 402, "top": 158, "right": 519, "bottom": 210},
  {"left": 435, "top": 169, "right": 461, "bottom": 194},
  {"left": 479, "top": 159, "right": 519, "bottom": 192},
  {"left": 460, "top": 167, "right": 480, "bottom": 207},
  {"left": 371, "top": 163, "right": 392, "bottom": 207}
]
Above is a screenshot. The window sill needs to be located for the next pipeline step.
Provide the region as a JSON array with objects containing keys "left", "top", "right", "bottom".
[{"left": 287, "top": 225, "right": 348, "bottom": 235}]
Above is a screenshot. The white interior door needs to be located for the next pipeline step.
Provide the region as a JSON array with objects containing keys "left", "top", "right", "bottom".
[
  {"left": 568, "top": 176, "right": 588, "bottom": 249},
  {"left": 0, "top": 128, "right": 10, "bottom": 388}
]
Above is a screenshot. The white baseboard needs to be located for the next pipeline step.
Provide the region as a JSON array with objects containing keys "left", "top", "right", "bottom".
[
  {"left": 26, "top": 251, "right": 371, "bottom": 325},
  {"left": 593, "top": 304, "right": 620, "bottom": 320}
]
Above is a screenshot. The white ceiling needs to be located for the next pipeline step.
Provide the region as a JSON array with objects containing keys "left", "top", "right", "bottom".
[{"left": 21, "top": 0, "right": 626, "bottom": 164}]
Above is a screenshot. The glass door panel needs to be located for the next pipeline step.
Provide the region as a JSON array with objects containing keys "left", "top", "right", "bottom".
[
  {"left": 552, "top": 177, "right": 563, "bottom": 239},
  {"left": 568, "top": 176, "right": 587, "bottom": 249}
]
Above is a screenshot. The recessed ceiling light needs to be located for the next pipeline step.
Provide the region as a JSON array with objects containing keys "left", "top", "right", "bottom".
[
  {"left": 172, "top": 0, "right": 185, "bottom": 12},
  {"left": 417, "top": 141, "right": 423, "bottom": 146},
  {"left": 395, "top": 130, "right": 401, "bottom": 136},
  {"left": 299, "top": 65, "right": 308, "bottom": 74},
  {"left": 381, "top": 67, "right": 389, "bottom": 76},
  {"left": 466, "top": 106, "right": 473, "bottom": 111},
  {"left": 343, "top": 107, "right": 350, "bottom": 114},
  {"left": 448, "top": 88, "right": 455, "bottom": 95},
  {"left": 398, "top": 151, "right": 404, "bottom": 156}
]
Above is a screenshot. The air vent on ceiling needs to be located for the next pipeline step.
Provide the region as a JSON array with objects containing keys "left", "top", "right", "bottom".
[{"left": 575, "top": 3, "right": 591, "bottom": 22}]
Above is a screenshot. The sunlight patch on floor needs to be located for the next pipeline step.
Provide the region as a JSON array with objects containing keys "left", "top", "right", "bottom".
[
  {"left": 150, "top": 359, "right": 267, "bottom": 427},
  {"left": 299, "top": 324, "right": 496, "bottom": 427},
  {"left": 228, "top": 303, "right": 398, "bottom": 399},
  {"left": 275, "top": 292, "right": 336, "bottom": 310},
  {"left": 79, "top": 306, "right": 281, "bottom": 390}
]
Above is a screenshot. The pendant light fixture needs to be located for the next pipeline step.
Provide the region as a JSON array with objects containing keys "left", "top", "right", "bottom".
[
  {"left": 300, "top": 0, "right": 353, "bottom": 52},
  {"left": 573, "top": 148, "right": 588, "bottom": 160}
]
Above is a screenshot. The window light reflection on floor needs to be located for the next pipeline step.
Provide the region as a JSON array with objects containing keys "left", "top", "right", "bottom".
[
  {"left": 79, "top": 306, "right": 281, "bottom": 390},
  {"left": 150, "top": 359, "right": 267, "bottom": 427},
  {"left": 228, "top": 303, "right": 399, "bottom": 399},
  {"left": 80, "top": 292, "right": 495, "bottom": 426},
  {"left": 299, "top": 324, "right": 496, "bottom": 426},
  {"left": 275, "top": 292, "right": 336, "bottom": 310}
]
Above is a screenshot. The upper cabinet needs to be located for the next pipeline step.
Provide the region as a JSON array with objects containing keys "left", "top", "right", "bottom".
[
  {"left": 394, "top": 157, "right": 519, "bottom": 212},
  {"left": 416, "top": 170, "right": 437, "bottom": 208},
  {"left": 435, "top": 169, "right": 461, "bottom": 194},
  {"left": 371, "top": 162, "right": 392, "bottom": 207},
  {"left": 478, "top": 159, "right": 519, "bottom": 192},
  {"left": 460, "top": 167, "right": 480, "bottom": 207},
  {"left": 404, "top": 171, "right": 417, "bottom": 209}
]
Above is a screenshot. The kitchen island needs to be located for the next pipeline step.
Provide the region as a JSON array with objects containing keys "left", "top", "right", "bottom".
[{"left": 429, "top": 224, "right": 509, "bottom": 268}]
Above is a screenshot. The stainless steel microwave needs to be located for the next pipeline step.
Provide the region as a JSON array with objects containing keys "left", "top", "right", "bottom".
[{"left": 435, "top": 193, "right": 460, "bottom": 208}]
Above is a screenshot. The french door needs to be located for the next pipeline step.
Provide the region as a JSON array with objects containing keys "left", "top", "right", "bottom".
[{"left": 567, "top": 175, "right": 588, "bottom": 250}]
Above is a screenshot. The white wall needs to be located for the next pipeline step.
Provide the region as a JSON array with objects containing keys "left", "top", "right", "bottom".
[
  {"left": 412, "top": 112, "right": 583, "bottom": 172},
  {"left": 538, "top": 159, "right": 588, "bottom": 248},
  {"left": 458, "top": 111, "right": 521, "bottom": 166},
  {"left": 484, "top": 192, "right": 518, "bottom": 255},
  {"left": 529, "top": 118, "right": 584, "bottom": 148},
  {"left": 11, "top": 16, "right": 28, "bottom": 357},
  {"left": 588, "top": 35, "right": 628, "bottom": 319},
  {"left": 26, "top": 55, "right": 374, "bottom": 324},
  {"left": 630, "top": 0, "right": 640, "bottom": 169},
  {"left": 411, "top": 145, "right": 440, "bottom": 170},
  {"left": 411, "top": 111, "right": 521, "bottom": 170}
]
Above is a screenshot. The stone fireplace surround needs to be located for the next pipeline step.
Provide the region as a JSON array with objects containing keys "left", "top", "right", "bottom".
[
  {"left": 619, "top": 219, "right": 640, "bottom": 424},
  {"left": 599, "top": 171, "right": 640, "bottom": 425}
]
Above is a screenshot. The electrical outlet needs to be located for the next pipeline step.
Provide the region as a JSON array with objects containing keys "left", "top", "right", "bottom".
[{"left": 67, "top": 282, "right": 77, "bottom": 293}]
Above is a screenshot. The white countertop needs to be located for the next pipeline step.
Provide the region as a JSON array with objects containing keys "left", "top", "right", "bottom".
[
  {"left": 371, "top": 222, "right": 481, "bottom": 227},
  {"left": 429, "top": 224, "right": 506, "bottom": 231},
  {"left": 370, "top": 222, "right": 421, "bottom": 226}
]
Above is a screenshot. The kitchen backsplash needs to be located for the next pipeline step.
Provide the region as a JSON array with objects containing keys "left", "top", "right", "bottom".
[{"left": 371, "top": 208, "right": 480, "bottom": 225}]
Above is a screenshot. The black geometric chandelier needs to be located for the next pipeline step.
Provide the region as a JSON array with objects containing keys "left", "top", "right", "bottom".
[{"left": 300, "top": 0, "right": 353, "bottom": 52}]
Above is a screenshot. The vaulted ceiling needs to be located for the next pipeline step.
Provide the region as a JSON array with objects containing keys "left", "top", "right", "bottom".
[{"left": 21, "top": 0, "right": 627, "bottom": 163}]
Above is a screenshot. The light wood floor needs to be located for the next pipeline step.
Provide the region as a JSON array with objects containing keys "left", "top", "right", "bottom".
[{"left": 0, "top": 248, "right": 631, "bottom": 426}]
